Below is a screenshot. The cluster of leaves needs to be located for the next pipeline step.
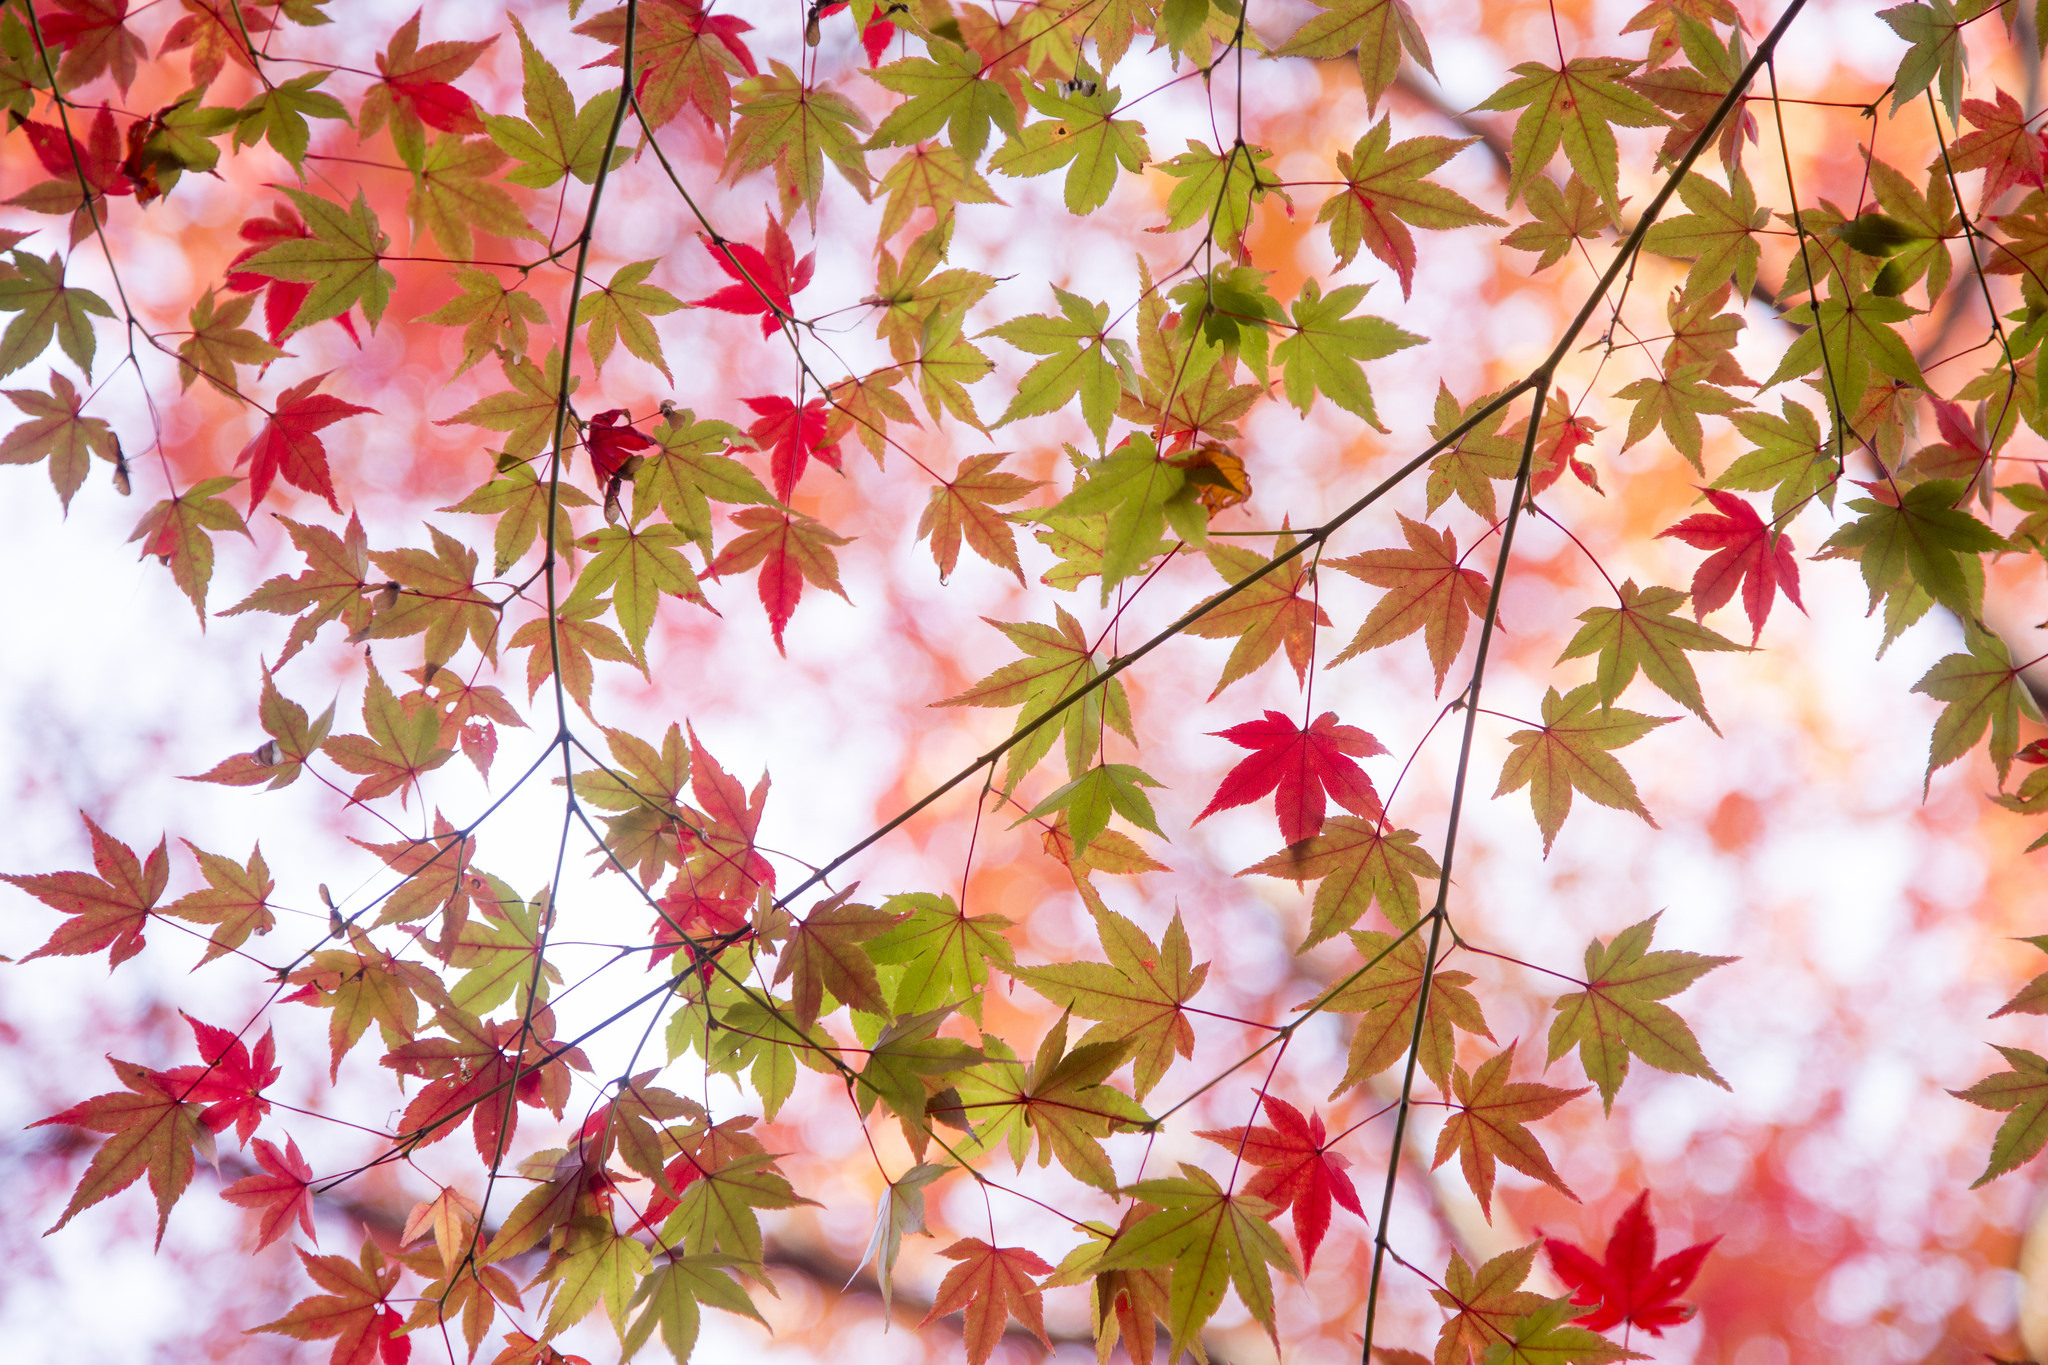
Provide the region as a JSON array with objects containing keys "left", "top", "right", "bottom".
[{"left": 7, "top": 0, "right": 2048, "bottom": 1362}]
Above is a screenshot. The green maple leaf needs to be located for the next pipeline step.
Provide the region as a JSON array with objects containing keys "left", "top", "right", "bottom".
[
  {"left": 1482, "top": 1298, "right": 1643, "bottom": 1365},
  {"left": 1556, "top": 580, "right": 1744, "bottom": 732},
  {"left": 1014, "top": 906, "right": 1208, "bottom": 1100},
  {"left": 1319, "top": 117, "right": 1503, "bottom": 297},
  {"left": 991, "top": 78, "right": 1150, "bottom": 216},
  {"left": 1881, "top": 0, "right": 1989, "bottom": 124},
  {"left": 414, "top": 269, "right": 548, "bottom": 379},
  {"left": 539, "top": 1219, "right": 651, "bottom": 1338},
  {"left": 771, "top": 889, "right": 906, "bottom": 1030},
  {"left": 1, "top": 369, "right": 119, "bottom": 510},
  {"left": 1274, "top": 277, "right": 1424, "bottom": 429},
  {"left": 1912, "top": 623, "right": 2042, "bottom": 789},
  {"left": 0, "top": 249, "right": 112, "bottom": 378},
  {"left": 873, "top": 227, "right": 996, "bottom": 364},
  {"left": 1041, "top": 432, "right": 1199, "bottom": 603},
  {"left": 1425, "top": 383, "right": 1524, "bottom": 520},
  {"left": 1547, "top": 912, "right": 1734, "bottom": 1113},
  {"left": 1184, "top": 534, "right": 1331, "bottom": 698},
  {"left": 437, "top": 348, "right": 578, "bottom": 460},
  {"left": 1100, "top": 1164, "right": 1297, "bottom": 1358},
  {"left": 623, "top": 1257, "right": 766, "bottom": 1363},
  {"left": 441, "top": 463, "right": 593, "bottom": 577},
  {"left": 1476, "top": 58, "right": 1667, "bottom": 213},
  {"left": 865, "top": 891, "right": 1017, "bottom": 1022},
  {"left": 232, "top": 70, "right": 348, "bottom": 170},
  {"left": 446, "top": 883, "right": 562, "bottom": 1015},
  {"left": 660, "top": 1145, "right": 813, "bottom": 1264},
  {"left": 1819, "top": 477, "right": 2005, "bottom": 619},
  {"left": 854, "top": 1006, "right": 984, "bottom": 1134},
  {"left": 1640, "top": 168, "right": 1768, "bottom": 304},
  {"left": 1433, "top": 1042, "right": 1587, "bottom": 1219},
  {"left": 32, "top": 1058, "right": 210, "bottom": 1246},
  {"left": 575, "top": 259, "right": 682, "bottom": 381},
  {"left": 630, "top": 407, "right": 767, "bottom": 554},
  {"left": 1864, "top": 154, "right": 1956, "bottom": 301},
  {"left": 1612, "top": 365, "right": 1745, "bottom": 473},
  {"left": 1156, "top": 139, "right": 1281, "bottom": 254},
  {"left": 566, "top": 520, "right": 701, "bottom": 661},
  {"left": 1329, "top": 512, "right": 1491, "bottom": 691},
  {"left": 867, "top": 40, "right": 1023, "bottom": 166},
  {"left": 938, "top": 606, "right": 1136, "bottom": 788},
  {"left": 1431, "top": 1243, "right": 1550, "bottom": 1365},
  {"left": 913, "top": 310, "right": 994, "bottom": 429},
  {"left": 1495, "top": 683, "right": 1674, "bottom": 856},
  {"left": 1240, "top": 817, "right": 1440, "bottom": 946},
  {"left": 161, "top": 840, "right": 275, "bottom": 966},
  {"left": 236, "top": 187, "right": 394, "bottom": 334},
  {"left": 486, "top": 16, "right": 628, "bottom": 189},
  {"left": 956, "top": 1014, "right": 1147, "bottom": 1189},
  {"left": 1167, "top": 265, "right": 1286, "bottom": 385},
  {"left": 1713, "top": 398, "right": 1839, "bottom": 521},
  {"left": 1020, "top": 762, "right": 1164, "bottom": 861},
  {"left": 1764, "top": 283, "right": 1926, "bottom": 420},
  {"left": 985, "top": 286, "right": 1131, "bottom": 445},
  {"left": 1274, "top": 0, "right": 1434, "bottom": 111},
  {"left": 129, "top": 475, "right": 247, "bottom": 620},
  {"left": 175, "top": 290, "right": 285, "bottom": 399},
  {"left": 407, "top": 134, "right": 543, "bottom": 261},
  {"left": 877, "top": 142, "right": 1002, "bottom": 244},
  {"left": 727, "top": 60, "right": 872, "bottom": 220},
  {"left": 1502, "top": 173, "right": 1612, "bottom": 271},
  {"left": 1321, "top": 927, "right": 1493, "bottom": 1093},
  {"left": 1955, "top": 1045, "right": 2048, "bottom": 1185}
]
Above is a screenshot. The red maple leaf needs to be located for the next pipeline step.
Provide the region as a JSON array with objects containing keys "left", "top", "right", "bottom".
[
  {"left": 816, "top": 2, "right": 898, "bottom": 65},
  {"left": 1657, "top": 487, "right": 1803, "bottom": 642},
  {"left": 692, "top": 221, "right": 813, "bottom": 335},
  {"left": 225, "top": 203, "right": 364, "bottom": 346},
  {"left": 237, "top": 373, "right": 376, "bottom": 512},
  {"left": 222, "top": 1134, "right": 317, "bottom": 1249},
  {"left": 584, "top": 407, "right": 656, "bottom": 484},
  {"left": 742, "top": 394, "right": 841, "bottom": 502},
  {"left": 1196, "top": 1094, "right": 1364, "bottom": 1272},
  {"left": 160, "top": 1012, "right": 280, "bottom": 1146},
  {"left": 1531, "top": 411, "right": 1603, "bottom": 496},
  {"left": 1947, "top": 89, "right": 2045, "bottom": 206},
  {"left": 2, "top": 813, "right": 167, "bottom": 967},
  {"left": 1195, "top": 710, "right": 1389, "bottom": 846},
  {"left": 1543, "top": 1190, "right": 1717, "bottom": 1336},
  {"left": 18, "top": 104, "right": 130, "bottom": 198},
  {"left": 369, "top": 9, "right": 493, "bottom": 137}
]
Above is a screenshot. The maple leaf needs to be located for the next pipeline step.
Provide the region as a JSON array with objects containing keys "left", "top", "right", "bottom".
[
  {"left": 1323, "top": 927, "right": 1492, "bottom": 1092},
  {"left": 1015, "top": 907, "right": 1207, "bottom": 1100},
  {"left": 236, "top": 371, "right": 375, "bottom": 513},
  {"left": 322, "top": 660, "right": 456, "bottom": 806},
  {"left": 4, "top": 813, "right": 167, "bottom": 967},
  {"left": 1196, "top": 710, "right": 1388, "bottom": 846},
  {"left": 222, "top": 1134, "right": 316, "bottom": 1250},
  {"left": 877, "top": 141, "right": 1003, "bottom": 244},
  {"left": 1556, "top": 580, "right": 1743, "bottom": 732},
  {"left": 742, "top": 394, "right": 840, "bottom": 501},
  {"left": 1882, "top": 0, "right": 1974, "bottom": 124},
  {"left": 706, "top": 505, "right": 852, "bottom": 652},
  {"left": 1613, "top": 364, "right": 1746, "bottom": 472},
  {"left": 865, "top": 890, "right": 1016, "bottom": 1022},
  {"left": 772, "top": 888, "right": 905, "bottom": 1029},
  {"left": 1495, "top": 684, "right": 1673, "bottom": 856},
  {"left": 1657, "top": 488, "right": 1802, "bottom": 642},
  {"left": 1764, "top": 282, "right": 1928, "bottom": 419},
  {"left": 1242, "top": 817, "right": 1441, "bottom": 946},
  {"left": 1641, "top": 168, "right": 1768, "bottom": 304},
  {"left": 354, "top": 8, "right": 494, "bottom": 162},
  {"left": 1154, "top": 140, "right": 1284, "bottom": 257},
  {"left": 386, "top": 1005, "right": 586, "bottom": 1159},
  {"left": 1913, "top": 623, "right": 2043, "bottom": 789},
  {"left": 254, "top": 1239, "right": 407, "bottom": 1365},
  {"left": 726, "top": 60, "right": 871, "bottom": 221},
  {"left": 0, "top": 249, "right": 112, "bottom": 379},
  {"left": 508, "top": 600, "right": 637, "bottom": 715},
  {"left": 1101, "top": 1163, "right": 1299, "bottom": 1357},
  {"left": 991, "top": 79, "right": 1149, "bottom": 216},
  {"left": 175, "top": 289, "right": 286, "bottom": 399},
  {"left": 565, "top": 519, "right": 702, "bottom": 662},
  {"left": 414, "top": 269, "right": 547, "bottom": 378},
  {"left": 1433, "top": 1042, "right": 1587, "bottom": 1219},
  {"left": 34, "top": 1056, "right": 210, "bottom": 1245},
  {"left": 222, "top": 515, "right": 370, "bottom": 664},
  {"left": 2, "top": 369, "right": 120, "bottom": 511},
  {"left": 1503, "top": 173, "right": 1614, "bottom": 271},
  {"left": 1196, "top": 1095, "right": 1363, "bottom": 1272},
  {"left": 1022, "top": 762, "right": 1166, "bottom": 861},
  {"left": 280, "top": 927, "right": 446, "bottom": 1079},
  {"left": 223, "top": 202, "right": 364, "bottom": 346},
  {"left": 483, "top": 15, "right": 625, "bottom": 190},
  {"left": 957, "top": 1010, "right": 1147, "bottom": 1188},
  {"left": 867, "top": 39, "right": 1025, "bottom": 167},
  {"left": 1329, "top": 513, "right": 1492, "bottom": 691},
  {"left": 1487, "top": 1298, "right": 1644, "bottom": 1365},
  {"left": 919, "top": 1239, "right": 1055, "bottom": 1365},
  {"left": 440, "top": 348, "right": 580, "bottom": 459},
  {"left": 917, "top": 451, "right": 1044, "bottom": 584},
  {"left": 1713, "top": 397, "right": 1837, "bottom": 522},
  {"left": 1548, "top": 913, "right": 1732, "bottom": 1112},
  {"left": 442, "top": 463, "right": 592, "bottom": 577},
  {"left": 1477, "top": 58, "right": 1668, "bottom": 213},
  {"left": 1319, "top": 117, "right": 1504, "bottom": 297},
  {"left": 692, "top": 221, "right": 812, "bottom": 337},
  {"left": 1275, "top": 278, "right": 1424, "bottom": 428},
  {"left": 1274, "top": 0, "right": 1434, "bottom": 111},
  {"left": 575, "top": 0, "right": 757, "bottom": 133},
  {"left": 1430, "top": 1242, "right": 1549, "bottom": 1365},
  {"left": 445, "top": 883, "right": 563, "bottom": 1014},
  {"left": 406, "top": 135, "right": 543, "bottom": 262},
  {"left": 1941, "top": 88, "right": 2040, "bottom": 208},
  {"left": 1819, "top": 477, "right": 2006, "bottom": 621},
  {"left": 234, "top": 188, "right": 394, "bottom": 336},
  {"left": 1183, "top": 534, "right": 1330, "bottom": 698},
  {"left": 1545, "top": 1191, "right": 1717, "bottom": 1336},
  {"left": 985, "top": 286, "right": 1132, "bottom": 446},
  {"left": 621, "top": 1255, "right": 766, "bottom": 1363},
  {"left": 160, "top": 840, "right": 276, "bottom": 964},
  {"left": 184, "top": 668, "right": 336, "bottom": 789},
  {"left": 1039, "top": 432, "right": 1198, "bottom": 603},
  {"left": 161, "top": 1013, "right": 279, "bottom": 1145},
  {"left": 940, "top": 607, "right": 1136, "bottom": 788},
  {"left": 364, "top": 523, "right": 500, "bottom": 669},
  {"left": 1956, "top": 1044, "right": 2048, "bottom": 1185},
  {"left": 37, "top": 0, "right": 148, "bottom": 94}
]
